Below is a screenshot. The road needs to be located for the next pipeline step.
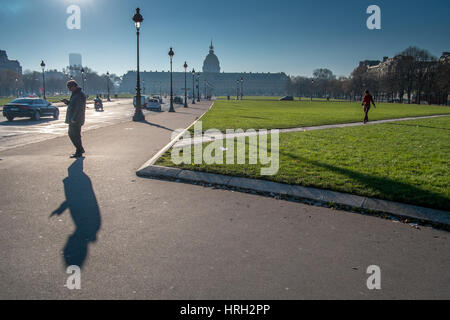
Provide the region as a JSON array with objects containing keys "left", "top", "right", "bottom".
[
  {"left": 0, "top": 98, "right": 182, "bottom": 152},
  {"left": 0, "top": 100, "right": 449, "bottom": 300}
]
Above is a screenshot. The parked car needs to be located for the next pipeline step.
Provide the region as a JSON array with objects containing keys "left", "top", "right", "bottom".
[
  {"left": 174, "top": 96, "right": 184, "bottom": 104},
  {"left": 152, "top": 95, "right": 163, "bottom": 104},
  {"left": 145, "top": 98, "right": 162, "bottom": 111},
  {"left": 133, "top": 95, "right": 150, "bottom": 108},
  {"left": 3, "top": 98, "right": 59, "bottom": 122},
  {"left": 279, "top": 96, "right": 294, "bottom": 101}
]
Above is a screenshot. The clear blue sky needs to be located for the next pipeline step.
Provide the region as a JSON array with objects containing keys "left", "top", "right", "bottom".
[{"left": 1, "top": 0, "right": 449, "bottom": 77}]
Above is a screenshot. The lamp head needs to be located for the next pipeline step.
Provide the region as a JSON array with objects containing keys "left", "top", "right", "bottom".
[{"left": 133, "top": 8, "right": 143, "bottom": 30}]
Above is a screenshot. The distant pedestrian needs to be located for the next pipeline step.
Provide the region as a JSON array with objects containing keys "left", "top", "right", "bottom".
[
  {"left": 362, "top": 90, "right": 376, "bottom": 124},
  {"left": 61, "top": 80, "right": 86, "bottom": 158}
]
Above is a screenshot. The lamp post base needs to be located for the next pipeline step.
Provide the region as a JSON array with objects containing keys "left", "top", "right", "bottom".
[
  {"left": 169, "top": 103, "right": 175, "bottom": 112},
  {"left": 132, "top": 108, "right": 145, "bottom": 121}
]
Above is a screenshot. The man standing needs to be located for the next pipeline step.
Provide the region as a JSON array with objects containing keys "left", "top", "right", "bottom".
[
  {"left": 362, "top": 90, "right": 376, "bottom": 124},
  {"left": 62, "top": 80, "right": 86, "bottom": 158}
]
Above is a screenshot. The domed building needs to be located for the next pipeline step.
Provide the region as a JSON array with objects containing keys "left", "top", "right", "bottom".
[
  {"left": 202, "top": 41, "right": 221, "bottom": 73},
  {"left": 120, "top": 41, "right": 289, "bottom": 97}
]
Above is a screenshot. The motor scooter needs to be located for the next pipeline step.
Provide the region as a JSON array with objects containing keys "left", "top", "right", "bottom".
[{"left": 94, "top": 98, "right": 104, "bottom": 112}]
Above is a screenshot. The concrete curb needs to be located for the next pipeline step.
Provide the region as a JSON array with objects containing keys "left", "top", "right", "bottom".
[
  {"left": 136, "top": 101, "right": 216, "bottom": 171},
  {"left": 137, "top": 165, "right": 450, "bottom": 229}
]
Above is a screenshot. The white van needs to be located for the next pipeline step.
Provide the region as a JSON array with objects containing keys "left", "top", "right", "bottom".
[{"left": 133, "top": 95, "right": 150, "bottom": 108}]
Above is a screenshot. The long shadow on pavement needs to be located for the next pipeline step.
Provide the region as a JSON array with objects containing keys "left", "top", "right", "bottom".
[
  {"left": 141, "top": 120, "right": 174, "bottom": 132},
  {"left": 50, "top": 158, "right": 101, "bottom": 268},
  {"left": 0, "top": 118, "right": 57, "bottom": 126}
]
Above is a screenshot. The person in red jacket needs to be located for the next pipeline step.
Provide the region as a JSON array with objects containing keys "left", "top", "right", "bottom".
[{"left": 362, "top": 90, "right": 376, "bottom": 124}]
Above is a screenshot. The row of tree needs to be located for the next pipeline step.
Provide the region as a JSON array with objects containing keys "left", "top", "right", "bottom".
[
  {"left": 286, "top": 47, "right": 449, "bottom": 105},
  {"left": 0, "top": 67, "right": 120, "bottom": 98}
]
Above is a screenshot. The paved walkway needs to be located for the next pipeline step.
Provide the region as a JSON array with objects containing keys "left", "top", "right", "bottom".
[{"left": 174, "top": 114, "right": 450, "bottom": 148}]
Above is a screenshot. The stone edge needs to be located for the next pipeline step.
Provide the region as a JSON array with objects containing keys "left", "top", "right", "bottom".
[{"left": 137, "top": 164, "right": 450, "bottom": 229}]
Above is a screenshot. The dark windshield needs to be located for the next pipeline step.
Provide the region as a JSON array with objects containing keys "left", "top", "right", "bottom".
[{"left": 9, "top": 99, "right": 35, "bottom": 104}]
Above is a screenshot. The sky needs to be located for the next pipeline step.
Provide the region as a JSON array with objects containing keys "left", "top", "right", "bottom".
[{"left": 0, "top": 0, "right": 449, "bottom": 77}]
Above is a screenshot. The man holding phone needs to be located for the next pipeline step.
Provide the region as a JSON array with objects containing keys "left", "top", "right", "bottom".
[{"left": 62, "top": 80, "right": 86, "bottom": 158}]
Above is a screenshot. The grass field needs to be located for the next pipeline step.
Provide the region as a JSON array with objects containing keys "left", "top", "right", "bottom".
[
  {"left": 198, "top": 100, "right": 450, "bottom": 132},
  {"left": 158, "top": 116, "right": 450, "bottom": 210}
]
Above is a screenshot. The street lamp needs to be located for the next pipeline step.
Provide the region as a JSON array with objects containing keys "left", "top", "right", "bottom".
[
  {"left": 197, "top": 72, "right": 201, "bottom": 102},
  {"left": 132, "top": 8, "right": 145, "bottom": 121},
  {"left": 311, "top": 79, "right": 315, "bottom": 101},
  {"left": 40, "top": 60, "right": 46, "bottom": 100},
  {"left": 81, "top": 67, "right": 87, "bottom": 94},
  {"left": 236, "top": 79, "right": 240, "bottom": 100},
  {"left": 191, "top": 68, "right": 196, "bottom": 104},
  {"left": 106, "top": 71, "right": 111, "bottom": 101},
  {"left": 168, "top": 47, "right": 175, "bottom": 112},
  {"left": 183, "top": 61, "right": 188, "bottom": 108},
  {"left": 240, "top": 77, "right": 244, "bottom": 100}
]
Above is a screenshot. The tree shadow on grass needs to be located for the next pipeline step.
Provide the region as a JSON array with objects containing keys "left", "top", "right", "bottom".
[
  {"left": 50, "top": 159, "right": 101, "bottom": 268},
  {"left": 279, "top": 151, "right": 449, "bottom": 211},
  {"left": 384, "top": 122, "right": 450, "bottom": 131}
]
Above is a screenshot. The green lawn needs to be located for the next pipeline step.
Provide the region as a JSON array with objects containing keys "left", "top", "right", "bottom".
[
  {"left": 198, "top": 100, "right": 450, "bottom": 132},
  {"left": 158, "top": 116, "right": 450, "bottom": 210}
]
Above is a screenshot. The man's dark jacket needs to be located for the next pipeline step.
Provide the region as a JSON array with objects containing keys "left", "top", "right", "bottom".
[{"left": 65, "top": 87, "right": 86, "bottom": 126}]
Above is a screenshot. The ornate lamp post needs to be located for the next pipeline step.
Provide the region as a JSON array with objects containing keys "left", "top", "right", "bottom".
[
  {"left": 310, "top": 79, "right": 315, "bottom": 101},
  {"left": 191, "top": 68, "right": 196, "bottom": 104},
  {"left": 106, "top": 71, "right": 111, "bottom": 101},
  {"left": 81, "top": 67, "right": 86, "bottom": 93},
  {"left": 168, "top": 47, "right": 175, "bottom": 112},
  {"left": 132, "top": 8, "right": 145, "bottom": 121},
  {"left": 40, "top": 60, "right": 46, "bottom": 99},
  {"left": 236, "top": 79, "right": 240, "bottom": 100},
  {"left": 183, "top": 61, "right": 188, "bottom": 108},
  {"left": 240, "top": 77, "right": 244, "bottom": 100},
  {"left": 197, "top": 72, "right": 201, "bottom": 102}
]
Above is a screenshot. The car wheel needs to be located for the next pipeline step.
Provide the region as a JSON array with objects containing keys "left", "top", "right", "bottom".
[
  {"left": 6, "top": 116, "right": 14, "bottom": 122},
  {"left": 53, "top": 109, "right": 59, "bottom": 120},
  {"left": 33, "top": 111, "right": 41, "bottom": 121}
]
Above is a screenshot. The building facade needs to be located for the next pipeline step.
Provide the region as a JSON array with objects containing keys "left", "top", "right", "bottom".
[
  {"left": 0, "top": 50, "right": 22, "bottom": 75},
  {"left": 119, "top": 43, "right": 289, "bottom": 96}
]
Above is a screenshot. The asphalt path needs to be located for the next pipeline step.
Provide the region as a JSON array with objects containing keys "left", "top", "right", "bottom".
[{"left": 0, "top": 98, "right": 183, "bottom": 152}]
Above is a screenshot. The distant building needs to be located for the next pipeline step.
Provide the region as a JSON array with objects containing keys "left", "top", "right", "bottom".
[
  {"left": 440, "top": 52, "right": 450, "bottom": 63},
  {"left": 0, "top": 50, "right": 22, "bottom": 75},
  {"left": 203, "top": 41, "right": 221, "bottom": 73},
  {"left": 359, "top": 59, "right": 381, "bottom": 68},
  {"left": 69, "top": 53, "right": 82, "bottom": 68},
  {"left": 119, "top": 42, "right": 289, "bottom": 96}
]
